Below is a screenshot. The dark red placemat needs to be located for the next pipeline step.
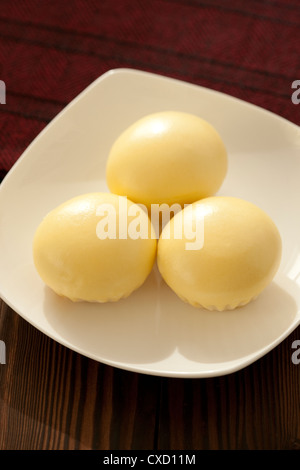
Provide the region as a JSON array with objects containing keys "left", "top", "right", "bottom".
[{"left": 0, "top": 0, "right": 299, "bottom": 179}]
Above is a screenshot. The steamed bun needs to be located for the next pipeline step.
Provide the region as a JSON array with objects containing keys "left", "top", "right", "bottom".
[
  {"left": 33, "top": 192, "right": 157, "bottom": 302},
  {"left": 106, "top": 111, "right": 227, "bottom": 207},
  {"left": 157, "top": 196, "right": 282, "bottom": 311}
]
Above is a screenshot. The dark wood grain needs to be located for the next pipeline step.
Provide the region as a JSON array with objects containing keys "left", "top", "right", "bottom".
[
  {"left": 1, "top": 297, "right": 300, "bottom": 450},
  {"left": 157, "top": 328, "right": 300, "bottom": 450},
  {"left": 0, "top": 299, "right": 160, "bottom": 450}
]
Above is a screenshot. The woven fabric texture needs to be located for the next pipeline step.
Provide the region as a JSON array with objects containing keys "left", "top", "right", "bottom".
[{"left": 0, "top": 0, "right": 299, "bottom": 179}]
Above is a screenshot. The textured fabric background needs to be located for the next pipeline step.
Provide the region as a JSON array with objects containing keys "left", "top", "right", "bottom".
[{"left": 0, "top": 0, "right": 299, "bottom": 181}]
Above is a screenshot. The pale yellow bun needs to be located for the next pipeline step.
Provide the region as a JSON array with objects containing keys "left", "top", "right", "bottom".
[
  {"left": 33, "top": 192, "right": 157, "bottom": 302},
  {"left": 157, "top": 196, "right": 282, "bottom": 311},
  {"left": 106, "top": 111, "right": 227, "bottom": 207}
]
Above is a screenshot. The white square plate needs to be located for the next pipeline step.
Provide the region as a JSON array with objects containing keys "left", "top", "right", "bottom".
[{"left": 1, "top": 68, "right": 300, "bottom": 378}]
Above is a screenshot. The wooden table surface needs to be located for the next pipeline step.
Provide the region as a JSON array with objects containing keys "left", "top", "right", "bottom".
[{"left": 1, "top": 296, "right": 300, "bottom": 451}]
